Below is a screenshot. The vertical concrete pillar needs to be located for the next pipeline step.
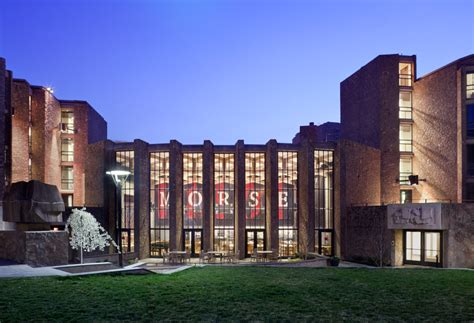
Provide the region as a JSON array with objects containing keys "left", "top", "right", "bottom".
[
  {"left": 298, "top": 138, "right": 315, "bottom": 254},
  {"left": 169, "top": 140, "right": 183, "bottom": 251},
  {"left": 235, "top": 140, "right": 246, "bottom": 258},
  {"left": 134, "top": 139, "right": 150, "bottom": 259},
  {"left": 202, "top": 140, "right": 214, "bottom": 251},
  {"left": 266, "top": 140, "right": 278, "bottom": 251}
]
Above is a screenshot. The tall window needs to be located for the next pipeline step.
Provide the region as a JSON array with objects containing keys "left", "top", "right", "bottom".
[
  {"left": 150, "top": 152, "right": 170, "bottom": 257},
  {"left": 61, "top": 110, "right": 74, "bottom": 134},
  {"left": 399, "top": 91, "right": 413, "bottom": 120},
  {"left": 400, "top": 157, "right": 413, "bottom": 185},
  {"left": 314, "top": 150, "right": 334, "bottom": 256},
  {"left": 61, "top": 166, "right": 74, "bottom": 190},
  {"left": 400, "top": 124, "right": 413, "bottom": 152},
  {"left": 183, "top": 153, "right": 203, "bottom": 229},
  {"left": 61, "top": 138, "right": 74, "bottom": 162},
  {"left": 214, "top": 153, "right": 235, "bottom": 252},
  {"left": 116, "top": 150, "right": 134, "bottom": 253},
  {"left": 278, "top": 151, "right": 298, "bottom": 257},
  {"left": 399, "top": 62, "right": 413, "bottom": 87},
  {"left": 245, "top": 153, "right": 266, "bottom": 229},
  {"left": 467, "top": 73, "right": 474, "bottom": 99},
  {"left": 467, "top": 104, "right": 474, "bottom": 138}
]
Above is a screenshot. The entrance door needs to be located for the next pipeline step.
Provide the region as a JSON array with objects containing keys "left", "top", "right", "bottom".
[
  {"left": 246, "top": 230, "right": 265, "bottom": 257},
  {"left": 183, "top": 230, "right": 202, "bottom": 257},
  {"left": 404, "top": 231, "right": 442, "bottom": 266}
]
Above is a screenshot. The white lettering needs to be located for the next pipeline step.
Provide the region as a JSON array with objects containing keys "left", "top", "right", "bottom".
[
  {"left": 249, "top": 191, "right": 259, "bottom": 207},
  {"left": 279, "top": 192, "right": 288, "bottom": 208},
  {"left": 159, "top": 191, "right": 169, "bottom": 207},
  {"left": 188, "top": 191, "right": 203, "bottom": 207},
  {"left": 218, "top": 191, "right": 229, "bottom": 206}
]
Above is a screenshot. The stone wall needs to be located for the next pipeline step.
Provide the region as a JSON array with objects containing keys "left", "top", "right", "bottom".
[
  {"left": 0, "top": 230, "right": 68, "bottom": 267},
  {"left": 0, "top": 58, "right": 6, "bottom": 200},
  {"left": 442, "top": 203, "right": 474, "bottom": 268},
  {"left": 343, "top": 206, "right": 392, "bottom": 266},
  {"left": 11, "top": 80, "right": 31, "bottom": 183}
]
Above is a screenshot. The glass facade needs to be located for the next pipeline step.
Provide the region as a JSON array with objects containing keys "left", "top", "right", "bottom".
[
  {"left": 61, "top": 138, "right": 74, "bottom": 162},
  {"left": 314, "top": 150, "right": 334, "bottom": 256},
  {"left": 245, "top": 153, "right": 266, "bottom": 229},
  {"left": 183, "top": 153, "right": 203, "bottom": 229},
  {"left": 214, "top": 154, "right": 235, "bottom": 252},
  {"left": 61, "top": 166, "right": 73, "bottom": 190},
  {"left": 405, "top": 231, "right": 441, "bottom": 266},
  {"left": 278, "top": 151, "right": 298, "bottom": 257},
  {"left": 150, "top": 152, "right": 170, "bottom": 257},
  {"left": 116, "top": 150, "right": 135, "bottom": 253}
]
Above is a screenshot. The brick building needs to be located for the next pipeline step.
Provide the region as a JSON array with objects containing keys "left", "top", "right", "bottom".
[{"left": 340, "top": 54, "right": 474, "bottom": 268}]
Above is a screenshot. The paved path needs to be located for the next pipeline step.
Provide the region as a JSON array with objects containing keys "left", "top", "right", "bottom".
[{"left": 0, "top": 265, "right": 70, "bottom": 278}]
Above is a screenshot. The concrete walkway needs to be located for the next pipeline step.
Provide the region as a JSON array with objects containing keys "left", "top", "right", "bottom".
[{"left": 0, "top": 265, "right": 70, "bottom": 278}]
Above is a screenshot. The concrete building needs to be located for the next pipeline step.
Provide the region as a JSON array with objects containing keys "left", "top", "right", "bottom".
[{"left": 340, "top": 54, "right": 474, "bottom": 268}]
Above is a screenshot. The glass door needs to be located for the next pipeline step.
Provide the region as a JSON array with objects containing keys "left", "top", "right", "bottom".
[
  {"left": 183, "top": 230, "right": 202, "bottom": 257},
  {"left": 246, "top": 230, "right": 265, "bottom": 257},
  {"left": 404, "top": 231, "right": 442, "bottom": 266}
]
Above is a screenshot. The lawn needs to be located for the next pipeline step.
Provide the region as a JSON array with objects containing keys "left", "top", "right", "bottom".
[{"left": 0, "top": 267, "right": 473, "bottom": 321}]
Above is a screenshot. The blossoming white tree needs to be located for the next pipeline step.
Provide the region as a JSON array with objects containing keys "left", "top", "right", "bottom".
[{"left": 65, "top": 208, "right": 120, "bottom": 264}]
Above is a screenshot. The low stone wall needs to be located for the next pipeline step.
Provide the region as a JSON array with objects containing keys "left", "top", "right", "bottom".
[
  {"left": 0, "top": 230, "right": 68, "bottom": 267},
  {"left": 443, "top": 204, "right": 474, "bottom": 268}
]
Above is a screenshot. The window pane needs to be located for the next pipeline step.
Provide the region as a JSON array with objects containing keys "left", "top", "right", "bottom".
[
  {"left": 245, "top": 153, "right": 266, "bottom": 229},
  {"left": 399, "top": 157, "right": 413, "bottom": 185},
  {"left": 61, "top": 166, "right": 73, "bottom": 190},
  {"left": 399, "top": 91, "right": 413, "bottom": 119},
  {"left": 406, "top": 231, "right": 421, "bottom": 261},
  {"left": 116, "top": 150, "right": 135, "bottom": 252},
  {"left": 183, "top": 153, "right": 203, "bottom": 229},
  {"left": 150, "top": 151, "right": 170, "bottom": 257},
  {"left": 424, "top": 232, "right": 440, "bottom": 263},
  {"left": 399, "top": 62, "right": 413, "bottom": 87},
  {"left": 314, "top": 150, "right": 334, "bottom": 230},
  {"left": 61, "top": 138, "right": 74, "bottom": 162},
  {"left": 467, "top": 73, "right": 474, "bottom": 99},
  {"left": 61, "top": 111, "right": 74, "bottom": 134},
  {"left": 278, "top": 151, "right": 298, "bottom": 257},
  {"left": 467, "top": 104, "right": 474, "bottom": 138},
  {"left": 214, "top": 153, "right": 235, "bottom": 252},
  {"left": 400, "top": 124, "right": 413, "bottom": 152}
]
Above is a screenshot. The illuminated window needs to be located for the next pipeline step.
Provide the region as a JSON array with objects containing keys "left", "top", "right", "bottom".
[
  {"left": 183, "top": 153, "right": 203, "bottom": 229},
  {"left": 400, "top": 124, "right": 413, "bottom": 152},
  {"left": 314, "top": 149, "right": 334, "bottom": 256},
  {"left": 399, "top": 157, "right": 413, "bottom": 185},
  {"left": 405, "top": 231, "right": 441, "bottom": 266},
  {"left": 278, "top": 151, "right": 298, "bottom": 257},
  {"left": 245, "top": 153, "right": 266, "bottom": 229},
  {"left": 214, "top": 153, "right": 235, "bottom": 252},
  {"left": 399, "top": 91, "right": 412, "bottom": 120},
  {"left": 150, "top": 152, "right": 170, "bottom": 257},
  {"left": 61, "top": 138, "right": 74, "bottom": 162},
  {"left": 400, "top": 190, "right": 412, "bottom": 204},
  {"left": 116, "top": 150, "right": 135, "bottom": 253},
  {"left": 61, "top": 110, "right": 74, "bottom": 134},
  {"left": 467, "top": 73, "right": 474, "bottom": 99},
  {"left": 61, "top": 166, "right": 73, "bottom": 190},
  {"left": 399, "top": 62, "right": 413, "bottom": 87}
]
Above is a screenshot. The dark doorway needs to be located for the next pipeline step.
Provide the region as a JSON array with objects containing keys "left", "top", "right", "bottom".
[
  {"left": 183, "top": 229, "right": 202, "bottom": 257},
  {"left": 245, "top": 230, "right": 265, "bottom": 257}
]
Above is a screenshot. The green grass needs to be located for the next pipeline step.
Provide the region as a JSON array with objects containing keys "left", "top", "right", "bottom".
[{"left": 0, "top": 267, "right": 473, "bottom": 321}]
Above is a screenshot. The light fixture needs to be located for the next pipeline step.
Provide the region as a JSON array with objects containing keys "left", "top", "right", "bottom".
[{"left": 106, "top": 169, "right": 131, "bottom": 186}]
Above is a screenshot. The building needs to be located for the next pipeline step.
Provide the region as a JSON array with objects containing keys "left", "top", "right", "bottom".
[
  {"left": 99, "top": 138, "right": 336, "bottom": 260},
  {"left": 292, "top": 122, "right": 340, "bottom": 145},
  {"left": 340, "top": 54, "right": 474, "bottom": 268},
  {"left": 10, "top": 80, "right": 107, "bottom": 208}
]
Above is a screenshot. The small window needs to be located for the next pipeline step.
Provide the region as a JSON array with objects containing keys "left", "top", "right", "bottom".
[
  {"left": 399, "top": 91, "right": 413, "bottom": 119},
  {"left": 399, "top": 157, "right": 413, "bottom": 185},
  {"left": 467, "top": 73, "right": 474, "bottom": 100},
  {"left": 61, "top": 166, "right": 74, "bottom": 190},
  {"left": 61, "top": 138, "right": 74, "bottom": 162},
  {"left": 400, "top": 124, "right": 413, "bottom": 152},
  {"left": 400, "top": 190, "right": 412, "bottom": 203},
  {"left": 399, "top": 62, "right": 413, "bottom": 87},
  {"left": 61, "top": 111, "right": 74, "bottom": 134}
]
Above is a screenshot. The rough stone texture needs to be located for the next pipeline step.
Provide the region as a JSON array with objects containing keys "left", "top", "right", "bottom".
[
  {"left": 85, "top": 140, "right": 107, "bottom": 207},
  {"left": 169, "top": 140, "right": 183, "bottom": 250},
  {"left": 0, "top": 230, "right": 68, "bottom": 267},
  {"left": 442, "top": 203, "right": 474, "bottom": 268},
  {"left": 413, "top": 64, "right": 459, "bottom": 202},
  {"left": 344, "top": 206, "right": 392, "bottom": 266},
  {"left": 11, "top": 80, "right": 31, "bottom": 183},
  {"left": 266, "top": 140, "right": 279, "bottom": 251},
  {"left": 202, "top": 140, "right": 214, "bottom": 251},
  {"left": 297, "top": 137, "right": 312, "bottom": 254},
  {"left": 134, "top": 139, "right": 150, "bottom": 259},
  {"left": 235, "top": 140, "right": 246, "bottom": 259}
]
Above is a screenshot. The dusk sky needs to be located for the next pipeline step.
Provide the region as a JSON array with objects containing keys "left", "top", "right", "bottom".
[{"left": 1, "top": 0, "right": 473, "bottom": 144}]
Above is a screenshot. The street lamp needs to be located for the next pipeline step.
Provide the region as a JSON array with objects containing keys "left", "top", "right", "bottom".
[{"left": 106, "top": 167, "right": 131, "bottom": 267}]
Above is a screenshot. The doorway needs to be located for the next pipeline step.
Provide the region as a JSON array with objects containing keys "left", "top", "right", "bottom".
[
  {"left": 404, "top": 230, "right": 442, "bottom": 267},
  {"left": 183, "top": 229, "right": 202, "bottom": 257},
  {"left": 245, "top": 230, "right": 265, "bottom": 257}
]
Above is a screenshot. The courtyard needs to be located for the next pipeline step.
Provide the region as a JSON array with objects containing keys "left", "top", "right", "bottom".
[{"left": 0, "top": 267, "right": 472, "bottom": 321}]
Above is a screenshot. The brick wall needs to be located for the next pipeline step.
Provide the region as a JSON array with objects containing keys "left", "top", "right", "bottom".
[
  {"left": 11, "top": 80, "right": 31, "bottom": 183},
  {"left": 0, "top": 58, "right": 5, "bottom": 199}
]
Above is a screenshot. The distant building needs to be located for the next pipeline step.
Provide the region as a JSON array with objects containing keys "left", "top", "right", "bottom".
[{"left": 292, "top": 122, "right": 340, "bottom": 145}]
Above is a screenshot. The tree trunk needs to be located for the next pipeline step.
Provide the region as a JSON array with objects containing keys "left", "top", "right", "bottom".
[{"left": 80, "top": 247, "right": 83, "bottom": 264}]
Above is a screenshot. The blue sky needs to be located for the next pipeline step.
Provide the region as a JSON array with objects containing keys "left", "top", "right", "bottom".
[{"left": 1, "top": 0, "right": 473, "bottom": 144}]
